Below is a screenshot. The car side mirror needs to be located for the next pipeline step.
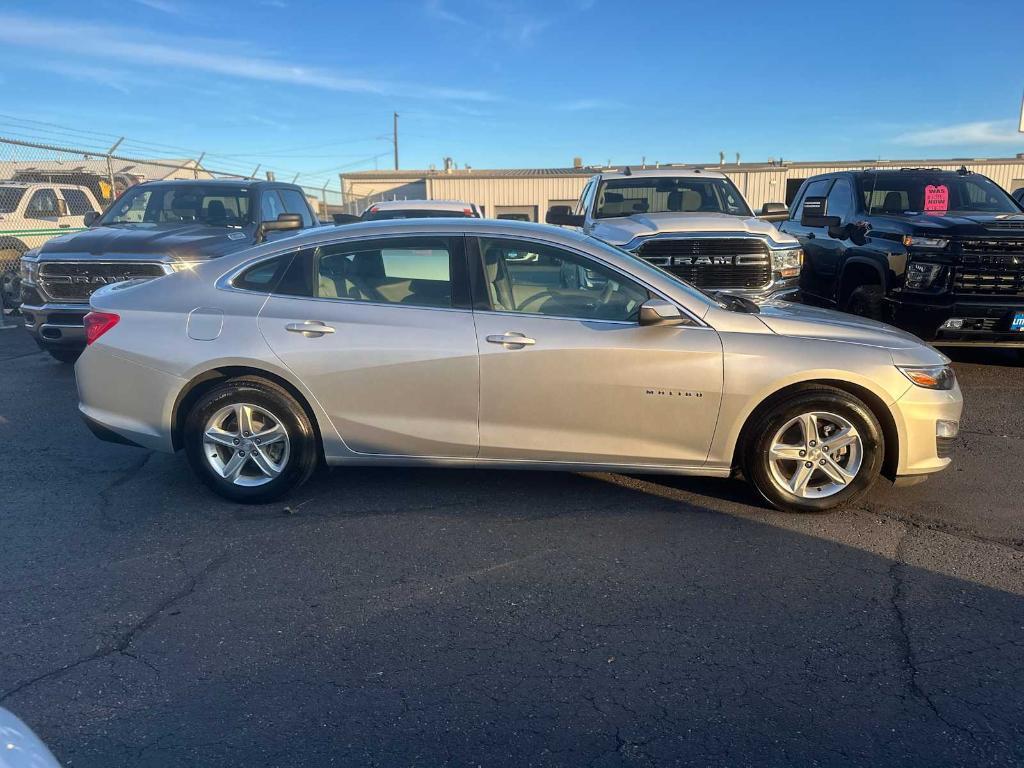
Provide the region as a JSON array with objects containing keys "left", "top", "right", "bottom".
[
  {"left": 638, "top": 298, "right": 684, "bottom": 327},
  {"left": 84, "top": 211, "right": 100, "bottom": 227},
  {"left": 758, "top": 202, "right": 789, "bottom": 222},
  {"left": 800, "top": 196, "right": 841, "bottom": 228},
  {"left": 546, "top": 205, "right": 585, "bottom": 227},
  {"left": 257, "top": 212, "right": 303, "bottom": 242},
  {"left": 332, "top": 213, "right": 361, "bottom": 225}
]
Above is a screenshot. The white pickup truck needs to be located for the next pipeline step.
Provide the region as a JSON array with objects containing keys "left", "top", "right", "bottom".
[
  {"left": 547, "top": 168, "right": 802, "bottom": 301},
  {"left": 0, "top": 182, "right": 101, "bottom": 310}
]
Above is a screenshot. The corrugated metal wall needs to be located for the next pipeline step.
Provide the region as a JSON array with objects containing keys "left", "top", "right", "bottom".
[{"left": 343, "top": 160, "right": 1024, "bottom": 217}]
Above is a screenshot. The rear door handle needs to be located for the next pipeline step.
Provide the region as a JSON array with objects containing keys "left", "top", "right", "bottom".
[
  {"left": 286, "top": 321, "right": 335, "bottom": 337},
  {"left": 486, "top": 332, "right": 536, "bottom": 348}
]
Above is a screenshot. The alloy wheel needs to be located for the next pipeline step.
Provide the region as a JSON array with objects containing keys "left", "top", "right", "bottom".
[
  {"left": 202, "top": 403, "right": 290, "bottom": 487},
  {"left": 766, "top": 411, "right": 863, "bottom": 499}
]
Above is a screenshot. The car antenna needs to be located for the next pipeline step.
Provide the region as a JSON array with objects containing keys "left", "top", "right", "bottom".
[
  {"left": 622, "top": 166, "right": 632, "bottom": 176},
  {"left": 957, "top": 165, "right": 970, "bottom": 175}
]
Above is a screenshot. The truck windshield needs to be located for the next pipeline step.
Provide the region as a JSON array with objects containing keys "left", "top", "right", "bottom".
[
  {"left": 594, "top": 176, "right": 752, "bottom": 219},
  {"left": 857, "top": 172, "right": 1021, "bottom": 216},
  {"left": 100, "top": 185, "right": 253, "bottom": 226}
]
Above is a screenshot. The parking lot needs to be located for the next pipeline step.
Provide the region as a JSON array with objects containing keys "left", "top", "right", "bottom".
[{"left": 1, "top": 325, "right": 1022, "bottom": 767}]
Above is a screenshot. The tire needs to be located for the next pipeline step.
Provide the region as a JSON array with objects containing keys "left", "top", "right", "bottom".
[
  {"left": 845, "top": 285, "right": 885, "bottom": 322},
  {"left": 183, "top": 377, "right": 319, "bottom": 503},
  {"left": 743, "top": 386, "right": 884, "bottom": 513},
  {"left": 49, "top": 349, "right": 81, "bottom": 364}
]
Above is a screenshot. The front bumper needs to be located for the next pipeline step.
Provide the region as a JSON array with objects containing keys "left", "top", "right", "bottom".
[
  {"left": 891, "top": 379, "right": 964, "bottom": 477},
  {"left": 890, "top": 295, "right": 1024, "bottom": 347},
  {"left": 19, "top": 300, "right": 90, "bottom": 351}
]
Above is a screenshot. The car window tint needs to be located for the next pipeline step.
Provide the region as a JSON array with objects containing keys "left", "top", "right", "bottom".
[
  {"left": 235, "top": 256, "right": 288, "bottom": 292},
  {"left": 825, "top": 177, "right": 855, "bottom": 222},
  {"left": 0, "top": 186, "right": 27, "bottom": 213},
  {"left": 60, "top": 188, "right": 96, "bottom": 216},
  {"left": 26, "top": 189, "right": 58, "bottom": 216},
  {"left": 261, "top": 191, "right": 286, "bottom": 223},
  {"left": 278, "top": 189, "right": 313, "bottom": 227},
  {"left": 315, "top": 237, "right": 452, "bottom": 309},
  {"left": 793, "top": 178, "right": 833, "bottom": 222},
  {"left": 478, "top": 237, "right": 649, "bottom": 322}
]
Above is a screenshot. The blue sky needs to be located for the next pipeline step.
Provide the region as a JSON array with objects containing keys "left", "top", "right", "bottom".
[{"left": 0, "top": 0, "right": 1022, "bottom": 188}]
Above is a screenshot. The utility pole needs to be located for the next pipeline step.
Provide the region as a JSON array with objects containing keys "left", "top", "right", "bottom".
[{"left": 393, "top": 112, "right": 399, "bottom": 170}]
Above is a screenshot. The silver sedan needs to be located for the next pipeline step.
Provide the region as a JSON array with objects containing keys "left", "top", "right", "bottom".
[{"left": 76, "top": 219, "right": 962, "bottom": 512}]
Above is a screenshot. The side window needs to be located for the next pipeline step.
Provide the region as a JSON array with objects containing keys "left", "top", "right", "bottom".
[
  {"left": 316, "top": 237, "right": 452, "bottom": 309},
  {"left": 234, "top": 255, "right": 290, "bottom": 292},
  {"left": 60, "top": 188, "right": 97, "bottom": 216},
  {"left": 825, "top": 177, "right": 856, "bottom": 223},
  {"left": 278, "top": 189, "right": 314, "bottom": 227},
  {"left": 260, "top": 190, "right": 286, "bottom": 223},
  {"left": 478, "top": 237, "right": 650, "bottom": 322},
  {"left": 792, "top": 178, "right": 834, "bottom": 222},
  {"left": 26, "top": 189, "right": 59, "bottom": 217}
]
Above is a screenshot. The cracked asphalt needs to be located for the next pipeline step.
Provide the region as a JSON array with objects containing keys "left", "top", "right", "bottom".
[{"left": 1, "top": 327, "right": 1022, "bottom": 767}]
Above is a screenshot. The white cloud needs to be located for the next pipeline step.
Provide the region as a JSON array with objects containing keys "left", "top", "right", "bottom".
[
  {"left": 892, "top": 120, "right": 1023, "bottom": 147},
  {"left": 423, "top": 0, "right": 470, "bottom": 26},
  {"left": 556, "top": 98, "right": 624, "bottom": 112},
  {"left": 131, "top": 0, "right": 183, "bottom": 13},
  {"left": 0, "top": 13, "right": 496, "bottom": 103}
]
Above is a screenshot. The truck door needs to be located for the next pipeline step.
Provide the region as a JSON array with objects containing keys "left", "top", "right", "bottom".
[{"left": 780, "top": 178, "right": 834, "bottom": 302}]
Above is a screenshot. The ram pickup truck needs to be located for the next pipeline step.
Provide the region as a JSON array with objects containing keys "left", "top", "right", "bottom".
[
  {"left": 19, "top": 178, "right": 319, "bottom": 362},
  {"left": 547, "top": 168, "right": 802, "bottom": 301},
  {"left": 780, "top": 168, "right": 1024, "bottom": 346}
]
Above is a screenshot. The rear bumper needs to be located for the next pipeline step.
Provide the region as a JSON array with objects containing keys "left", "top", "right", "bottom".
[
  {"left": 890, "top": 296, "right": 1024, "bottom": 346},
  {"left": 20, "top": 301, "right": 89, "bottom": 351}
]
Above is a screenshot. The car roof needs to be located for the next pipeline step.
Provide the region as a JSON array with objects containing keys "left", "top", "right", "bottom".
[
  {"left": 596, "top": 168, "right": 728, "bottom": 180},
  {"left": 366, "top": 199, "right": 476, "bottom": 211},
  {"left": 133, "top": 178, "right": 295, "bottom": 189}
]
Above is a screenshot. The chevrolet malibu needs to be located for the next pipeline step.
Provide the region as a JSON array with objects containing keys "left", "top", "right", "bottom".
[{"left": 76, "top": 219, "right": 962, "bottom": 512}]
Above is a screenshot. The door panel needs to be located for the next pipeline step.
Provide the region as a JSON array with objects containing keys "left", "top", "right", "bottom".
[{"left": 474, "top": 314, "right": 723, "bottom": 466}]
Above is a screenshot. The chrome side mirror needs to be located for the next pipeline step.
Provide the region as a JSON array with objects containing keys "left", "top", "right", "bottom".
[{"left": 638, "top": 298, "right": 684, "bottom": 326}]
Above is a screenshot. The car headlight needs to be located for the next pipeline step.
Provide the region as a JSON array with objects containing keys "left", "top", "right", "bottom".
[
  {"left": 898, "top": 364, "right": 956, "bottom": 390},
  {"left": 904, "top": 261, "right": 944, "bottom": 290},
  {"left": 902, "top": 236, "right": 949, "bottom": 250},
  {"left": 19, "top": 256, "right": 38, "bottom": 283},
  {"left": 772, "top": 247, "right": 803, "bottom": 279}
]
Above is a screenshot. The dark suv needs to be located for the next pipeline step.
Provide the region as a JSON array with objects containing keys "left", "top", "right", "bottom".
[
  {"left": 780, "top": 168, "right": 1024, "bottom": 347},
  {"left": 19, "top": 179, "right": 319, "bottom": 362}
]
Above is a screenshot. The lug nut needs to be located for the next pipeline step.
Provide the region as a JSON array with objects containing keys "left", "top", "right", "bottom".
[
  {"left": 809, "top": 440, "right": 817, "bottom": 447},
  {"left": 822, "top": 446, "right": 829, "bottom": 453},
  {"left": 238, "top": 450, "right": 245, "bottom": 457},
  {"left": 243, "top": 431, "right": 250, "bottom": 437},
  {"left": 819, "top": 459, "right": 826, "bottom": 465},
  {"left": 804, "top": 461, "right": 813, "bottom": 468},
  {"left": 799, "top": 450, "right": 806, "bottom": 457},
  {"left": 255, "top": 438, "right": 261, "bottom": 444}
]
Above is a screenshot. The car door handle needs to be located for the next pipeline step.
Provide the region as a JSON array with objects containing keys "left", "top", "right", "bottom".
[
  {"left": 486, "top": 332, "right": 536, "bottom": 347},
  {"left": 59, "top": 224, "right": 71, "bottom": 228},
  {"left": 286, "top": 321, "right": 335, "bottom": 337}
]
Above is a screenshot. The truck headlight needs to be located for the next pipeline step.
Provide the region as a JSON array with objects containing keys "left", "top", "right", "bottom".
[
  {"left": 772, "top": 247, "right": 803, "bottom": 279},
  {"left": 905, "top": 261, "right": 944, "bottom": 289},
  {"left": 898, "top": 365, "right": 956, "bottom": 390},
  {"left": 902, "top": 236, "right": 949, "bottom": 250},
  {"left": 19, "top": 257, "right": 38, "bottom": 283}
]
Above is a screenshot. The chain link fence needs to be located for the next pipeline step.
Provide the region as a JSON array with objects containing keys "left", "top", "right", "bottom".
[{"left": 0, "top": 135, "right": 347, "bottom": 314}]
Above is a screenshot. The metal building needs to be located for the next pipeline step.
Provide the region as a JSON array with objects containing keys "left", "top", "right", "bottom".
[{"left": 340, "top": 156, "right": 1024, "bottom": 218}]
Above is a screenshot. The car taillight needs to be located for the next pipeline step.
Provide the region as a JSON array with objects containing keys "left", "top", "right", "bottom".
[{"left": 84, "top": 311, "right": 120, "bottom": 345}]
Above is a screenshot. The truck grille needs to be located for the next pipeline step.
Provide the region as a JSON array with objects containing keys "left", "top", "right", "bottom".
[
  {"left": 954, "top": 240, "right": 1024, "bottom": 296},
  {"left": 38, "top": 262, "right": 166, "bottom": 302},
  {"left": 634, "top": 238, "right": 771, "bottom": 290}
]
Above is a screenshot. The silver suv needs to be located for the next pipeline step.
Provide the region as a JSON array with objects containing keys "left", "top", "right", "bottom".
[{"left": 548, "top": 169, "right": 801, "bottom": 301}]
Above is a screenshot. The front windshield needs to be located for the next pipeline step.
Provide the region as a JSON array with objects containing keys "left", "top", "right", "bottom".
[
  {"left": 100, "top": 185, "right": 253, "bottom": 226},
  {"left": 857, "top": 172, "right": 1021, "bottom": 216},
  {"left": 594, "top": 176, "right": 752, "bottom": 219}
]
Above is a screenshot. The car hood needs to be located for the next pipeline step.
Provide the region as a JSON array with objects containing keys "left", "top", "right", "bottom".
[
  {"left": 870, "top": 211, "right": 1024, "bottom": 235},
  {"left": 754, "top": 300, "right": 946, "bottom": 359},
  {"left": 36, "top": 223, "right": 255, "bottom": 260},
  {"left": 591, "top": 212, "right": 797, "bottom": 246}
]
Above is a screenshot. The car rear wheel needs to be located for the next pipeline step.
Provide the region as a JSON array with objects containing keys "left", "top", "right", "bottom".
[
  {"left": 743, "top": 387, "right": 884, "bottom": 513},
  {"left": 184, "top": 377, "right": 318, "bottom": 503}
]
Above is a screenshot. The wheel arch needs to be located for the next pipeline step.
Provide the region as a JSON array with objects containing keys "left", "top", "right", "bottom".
[
  {"left": 732, "top": 378, "right": 900, "bottom": 481},
  {"left": 171, "top": 365, "right": 325, "bottom": 457},
  {"left": 838, "top": 256, "right": 887, "bottom": 306}
]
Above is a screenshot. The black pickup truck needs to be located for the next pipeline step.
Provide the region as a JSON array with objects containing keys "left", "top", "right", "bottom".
[
  {"left": 19, "top": 179, "right": 319, "bottom": 362},
  {"left": 780, "top": 168, "right": 1024, "bottom": 347}
]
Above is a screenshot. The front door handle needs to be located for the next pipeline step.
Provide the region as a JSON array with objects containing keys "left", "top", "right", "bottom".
[
  {"left": 486, "top": 332, "right": 536, "bottom": 348},
  {"left": 286, "top": 321, "right": 335, "bottom": 337}
]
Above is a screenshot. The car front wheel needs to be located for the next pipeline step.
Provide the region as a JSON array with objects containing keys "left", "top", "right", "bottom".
[
  {"left": 744, "top": 387, "right": 884, "bottom": 513},
  {"left": 184, "top": 377, "right": 318, "bottom": 503}
]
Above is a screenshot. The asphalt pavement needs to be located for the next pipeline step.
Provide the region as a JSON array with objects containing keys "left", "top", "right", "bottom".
[{"left": 1, "top": 325, "right": 1022, "bottom": 767}]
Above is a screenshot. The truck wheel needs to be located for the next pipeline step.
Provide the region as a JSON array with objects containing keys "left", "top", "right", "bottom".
[
  {"left": 183, "top": 377, "right": 319, "bottom": 504},
  {"left": 845, "top": 285, "right": 885, "bottom": 322},
  {"left": 0, "top": 245, "right": 24, "bottom": 312},
  {"left": 48, "top": 350, "right": 81, "bottom": 363},
  {"left": 743, "top": 387, "right": 884, "bottom": 513}
]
